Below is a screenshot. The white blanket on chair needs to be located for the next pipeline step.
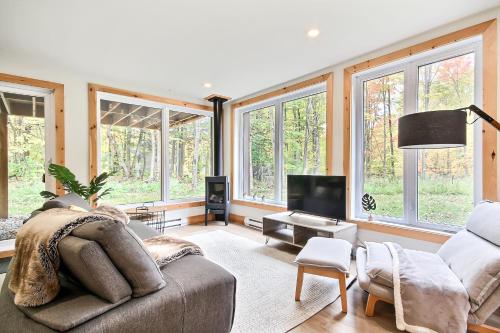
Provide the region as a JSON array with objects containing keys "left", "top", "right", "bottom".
[{"left": 385, "top": 242, "right": 470, "bottom": 333}]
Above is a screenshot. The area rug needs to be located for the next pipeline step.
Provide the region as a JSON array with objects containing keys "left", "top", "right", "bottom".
[{"left": 185, "top": 230, "right": 356, "bottom": 333}]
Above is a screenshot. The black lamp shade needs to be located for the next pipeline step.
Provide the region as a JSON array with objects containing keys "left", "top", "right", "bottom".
[{"left": 398, "top": 110, "right": 467, "bottom": 149}]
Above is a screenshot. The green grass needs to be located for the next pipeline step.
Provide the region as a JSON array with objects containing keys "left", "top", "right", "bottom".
[
  {"left": 364, "top": 177, "right": 473, "bottom": 227},
  {"left": 8, "top": 180, "right": 46, "bottom": 217}
]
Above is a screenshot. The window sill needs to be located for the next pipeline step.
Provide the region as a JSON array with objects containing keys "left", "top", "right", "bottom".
[
  {"left": 349, "top": 217, "right": 453, "bottom": 244},
  {"left": 121, "top": 200, "right": 205, "bottom": 213},
  {"left": 231, "top": 199, "right": 287, "bottom": 212}
]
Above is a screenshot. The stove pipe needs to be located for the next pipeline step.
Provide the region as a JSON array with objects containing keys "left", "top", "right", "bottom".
[{"left": 207, "top": 95, "right": 228, "bottom": 176}]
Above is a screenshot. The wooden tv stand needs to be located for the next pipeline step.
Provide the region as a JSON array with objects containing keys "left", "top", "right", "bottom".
[{"left": 262, "top": 212, "right": 357, "bottom": 247}]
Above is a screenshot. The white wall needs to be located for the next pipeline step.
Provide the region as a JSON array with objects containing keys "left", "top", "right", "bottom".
[{"left": 224, "top": 7, "right": 500, "bottom": 252}]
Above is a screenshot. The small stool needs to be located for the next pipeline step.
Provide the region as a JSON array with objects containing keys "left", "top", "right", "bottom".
[{"left": 294, "top": 237, "right": 352, "bottom": 313}]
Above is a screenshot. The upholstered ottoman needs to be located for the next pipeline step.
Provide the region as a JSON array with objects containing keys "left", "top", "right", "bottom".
[{"left": 294, "top": 237, "right": 352, "bottom": 313}]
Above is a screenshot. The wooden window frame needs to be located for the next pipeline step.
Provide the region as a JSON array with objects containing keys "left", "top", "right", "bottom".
[
  {"left": 230, "top": 73, "right": 334, "bottom": 210},
  {"left": 88, "top": 83, "right": 212, "bottom": 209},
  {"left": 343, "top": 20, "right": 498, "bottom": 235},
  {"left": 0, "top": 73, "right": 65, "bottom": 218}
]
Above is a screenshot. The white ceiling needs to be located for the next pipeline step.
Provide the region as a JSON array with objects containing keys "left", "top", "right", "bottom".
[{"left": 1, "top": 0, "right": 499, "bottom": 102}]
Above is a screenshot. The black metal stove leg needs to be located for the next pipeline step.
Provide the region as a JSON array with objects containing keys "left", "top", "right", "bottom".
[
  {"left": 205, "top": 208, "right": 208, "bottom": 226},
  {"left": 224, "top": 208, "right": 229, "bottom": 226}
]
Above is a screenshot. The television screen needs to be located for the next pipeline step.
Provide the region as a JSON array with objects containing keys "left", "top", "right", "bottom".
[{"left": 287, "top": 175, "right": 346, "bottom": 220}]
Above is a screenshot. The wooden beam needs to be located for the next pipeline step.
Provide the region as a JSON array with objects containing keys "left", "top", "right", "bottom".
[
  {"left": 100, "top": 102, "right": 121, "bottom": 120},
  {"left": 0, "top": 111, "right": 7, "bottom": 218},
  {"left": 128, "top": 109, "right": 161, "bottom": 127},
  {"left": 0, "top": 93, "right": 10, "bottom": 114},
  {"left": 111, "top": 105, "right": 143, "bottom": 126}
]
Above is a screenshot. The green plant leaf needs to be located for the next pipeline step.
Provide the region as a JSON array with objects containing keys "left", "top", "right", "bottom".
[{"left": 40, "top": 190, "right": 58, "bottom": 199}]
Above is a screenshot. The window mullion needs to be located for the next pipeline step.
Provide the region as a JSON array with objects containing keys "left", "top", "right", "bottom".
[
  {"left": 275, "top": 102, "right": 283, "bottom": 203},
  {"left": 404, "top": 63, "right": 418, "bottom": 226},
  {"left": 162, "top": 107, "right": 169, "bottom": 203}
]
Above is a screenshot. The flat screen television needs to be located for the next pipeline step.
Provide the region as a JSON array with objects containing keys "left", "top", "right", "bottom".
[{"left": 287, "top": 175, "right": 346, "bottom": 220}]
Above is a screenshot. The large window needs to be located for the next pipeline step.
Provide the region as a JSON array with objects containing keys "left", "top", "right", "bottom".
[
  {"left": 354, "top": 40, "right": 481, "bottom": 230},
  {"left": 238, "top": 84, "right": 327, "bottom": 204},
  {"left": 100, "top": 100, "right": 163, "bottom": 204},
  {"left": 0, "top": 83, "right": 57, "bottom": 218},
  {"left": 98, "top": 93, "right": 212, "bottom": 205},
  {"left": 168, "top": 111, "right": 211, "bottom": 200}
]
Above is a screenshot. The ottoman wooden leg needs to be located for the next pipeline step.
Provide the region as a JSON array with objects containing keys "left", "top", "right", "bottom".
[
  {"left": 339, "top": 273, "right": 348, "bottom": 313},
  {"left": 295, "top": 265, "right": 304, "bottom": 301}
]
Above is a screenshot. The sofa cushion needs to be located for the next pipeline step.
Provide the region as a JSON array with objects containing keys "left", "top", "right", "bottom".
[
  {"left": 72, "top": 220, "right": 166, "bottom": 297},
  {"left": 43, "top": 193, "right": 92, "bottom": 212},
  {"left": 364, "top": 242, "right": 394, "bottom": 288},
  {"left": 466, "top": 201, "right": 500, "bottom": 246},
  {"left": 438, "top": 229, "right": 500, "bottom": 311},
  {"left": 58, "top": 236, "right": 132, "bottom": 303}
]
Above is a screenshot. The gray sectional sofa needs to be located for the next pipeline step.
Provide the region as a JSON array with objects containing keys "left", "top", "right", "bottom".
[{"left": 0, "top": 195, "right": 236, "bottom": 333}]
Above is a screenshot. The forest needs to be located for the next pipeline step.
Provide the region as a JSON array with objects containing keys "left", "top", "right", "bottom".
[
  {"left": 100, "top": 109, "right": 211, "bottom": 205},
  {"left": 246, "top": 92, "right": 327, "bottom": 201},
  {"left": 363, "top": 53, "right": 475, "bottom": 226}
]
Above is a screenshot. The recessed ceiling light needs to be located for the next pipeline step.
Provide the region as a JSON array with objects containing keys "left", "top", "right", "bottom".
[
  {"left": 203, "top": 82, "right": 212, "bottom": 88},
  {"left": 307, "top": 28, "right": 320, "bottom": 38}
]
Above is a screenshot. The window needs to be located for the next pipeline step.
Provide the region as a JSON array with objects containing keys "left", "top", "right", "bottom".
[
  {"left": 1, "top": 83, "right": 57, "bottom": 218},
  {"left": 168, "top": 111, "right": 211, "bottom": 200},
  {"left": 99, "top": 100, "right": 163, "bottom": 205},
  {"left": 238, "top": 84, "right": 327, "bottom": 204},
  {"left": 97, "top": 93, "right": 212, "bottom": 205},
  {"left": 354, "top": 39, "right": 481, "bottom": 230}
]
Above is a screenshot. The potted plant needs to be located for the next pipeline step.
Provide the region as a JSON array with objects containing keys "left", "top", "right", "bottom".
[
  {"left": 40, "top": 163, "right": 112, "bottom": 204},
  {"left": 362, "top": 193, "right": 377, "bottom": 221}
]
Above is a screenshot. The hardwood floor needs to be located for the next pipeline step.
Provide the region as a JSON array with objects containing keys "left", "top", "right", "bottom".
[{"left": 165, "top": 222, "right": 400, "bottom": 332}]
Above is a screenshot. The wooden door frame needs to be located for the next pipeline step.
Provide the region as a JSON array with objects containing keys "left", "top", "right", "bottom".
[
  {"left": 0, "top": 73, "right": 65, "bottom": 217},
  {"left": 343, "top": 19, "right": 498, "bottom": 220}
]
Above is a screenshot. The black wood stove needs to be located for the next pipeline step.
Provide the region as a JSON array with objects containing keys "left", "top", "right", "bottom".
[
  {"left": 205, "top": 176, "right": 229, "bottom": 225},
  {"left": 204, "top": 95, "right": 230, "bottom": 225}
]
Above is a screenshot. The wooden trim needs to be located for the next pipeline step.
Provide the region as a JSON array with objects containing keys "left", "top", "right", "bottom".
[
  {"left": 231, "top": 73, "right": 332, "bottom": 109},
  {"left": 0, "top": 73, "right": 65, "bottom": 216},
  {"left": 365, "top": 293, "right": 500, "bottom": 332},
  {"left": 228, "top": 213, "right": 245, "bottom": 225},
  {"left": 230, "top": 73, "right": 334, "bottom": 203},
  {"left": 343, "top": 68, "right": 352, "bottom": 219},
  {"left": 326, "top": 73, "right": 334, "bottom": 175},
  {"left": 0, "top": 249, "right": 15, "bottom": 259},
  {"left": 343, "top": 19, "right": 498, "bottom": 224},
  {"left": 124, "top": 200, "right": 205, "bottom": 214},
  {"left": 0, "top": 111, "right": 7, "bottom": 218},
  {"left": 204, "top": 94, "right": 232, "bottom": 101},
  {"left": 88, "top": 83, "right": 211, "bottom": 111},
  {"left": 344, "top": 20, "right": 496, "bottom": 75},
  {"left": 350, "top": 218, "right": 451, "bottom": 244},
  {"left": 231, "top": 199, "right": 287, "bottom": 212},
  {"left": 482, "top": 20, "right": 498, "bottom": 201},
  {"left": 295, "top": 266, "right": 305, "bottom": 301},
  {"left": 88, "top": 83, "right": 211, "bottom": 189},
  {"left": 187, "top": 213, "right": 214, "bottom": 225}
]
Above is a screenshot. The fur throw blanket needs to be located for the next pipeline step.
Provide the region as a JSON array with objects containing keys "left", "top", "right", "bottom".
[
  {"left": 9, "top": 206, "right": 129, "bottom": 307},
  {"left": 143, "top": 235, "right": 203, "bottom": 267},
  {"left": 385, "top": 242, "right": 470, "bottom": 333}
]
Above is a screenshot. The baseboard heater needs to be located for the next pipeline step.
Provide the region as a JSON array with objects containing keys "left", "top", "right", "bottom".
[
  {"left": 146, "top": 217, "right": 187, "bottom": 233},
  {"left": 244, "top": 217, "right": 263, "bottom": 230}
]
